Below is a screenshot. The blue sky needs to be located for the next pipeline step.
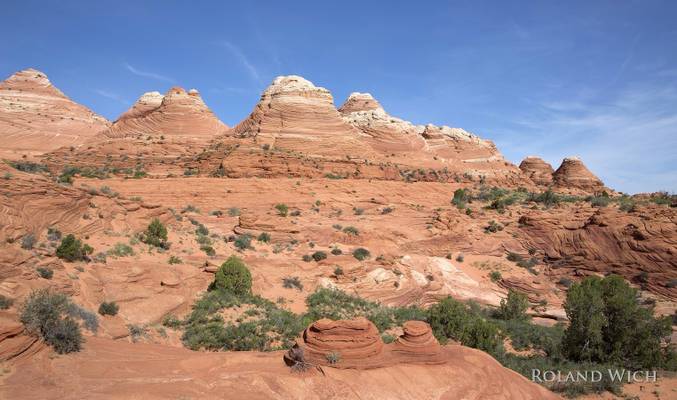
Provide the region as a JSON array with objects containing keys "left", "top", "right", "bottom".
[{"left": 2, "top": 1, "right": 676, "bottom": 193}]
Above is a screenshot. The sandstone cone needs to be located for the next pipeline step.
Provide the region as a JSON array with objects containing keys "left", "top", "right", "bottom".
[
  {"left": 294, "top": 317, "right": 384, "bottom": 368},
  {"left": 229, "top": 76, "right": 374, "bottom": 158},
  {"left": 552, "top": 156, "right": 604, "bottom": 192},
  {"left": 519, "top": 156, "right": 554, "bottom": 186},
  {"left": 102, "top": 87, "right": 227, "bottom": 139},
  {"left": 0, "top": 68, "right": 110, "bottom": 158},
  {"left": 392, "top": 320, "right": 444, "bottom": 363}
]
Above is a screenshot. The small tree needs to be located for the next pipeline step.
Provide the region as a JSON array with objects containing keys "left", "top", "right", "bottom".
[
  {"left": 141, "top": 218, "right": 168, "bottom": 248},
  {"left": 213, "top": 256, "right": 252, "bottom": 296},
  {"left": 496, "top": 289, "right": 529, "bottom": 320},
  {"left": 56, "top": 234, "right": 91, "bottom": 262}
]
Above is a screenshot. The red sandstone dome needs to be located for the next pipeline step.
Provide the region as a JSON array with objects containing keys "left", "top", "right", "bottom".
[
  {"left": 0, "top": 68, "right": 110, "bottom": 158},
  {"left": 101, "top": 87, "right": 227, "bottom": 139},
  {"left": 519, "top": 156, "right": 554, "bottom": 186},
  {"left": 552, "top": 156, "right": 605, "bottom": 192}
]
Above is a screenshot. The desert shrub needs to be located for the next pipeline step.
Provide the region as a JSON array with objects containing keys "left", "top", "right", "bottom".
[
  {"left": 332, "top": 224, "right": 342, "bottom": 230},
  {"left": 257, "top": 232, "right": 271, "bottom": 243},
  {"left": 228, "top": 207, "right": 241, "bottom": 216},
  {"left": 353, "top": 207, "right": 364, "bottom": 215},
  {"left": 456, "top": 253, "right": 464, "bottom": 262},
  {"left": 162, "top": 314, "right": 182, "bottom": 328},
  {"left": 183, "top": 204, "right": 200, "bottom": 213},
  {"left": 141, "top": 218, "right": 168, "bottom": 248},
  {"left": 196, "top": 224, "right": 209, "bottom": 236},
  {"left": 234, "top": 234, "right": 252, "bottom": 250},
  {"left": 381, "top": 333, "right": 396, "bottom": 344},
  {"left": 93, "top": 252, "right": 107, "bottom": 264},
  {"left": 213, "top": 256, "right": 252, "bottom": 296},
  {"left": 381, "top": 207, "right": 394, "bottom": 214},
  {"left": 209, "top": 210, "right": 223, "bottom": 216},
  {"left": 0, "top": 294, "right": 14, "bottom": 309},
  {"left": 489, "top": 271, "right": 502, "bottom": 282},
  {"left": 66, "top": 303, "right": 99, "bottom": 332},
  {"left": 352, "top": 247, "right": 370, "bottom": 261},
  {"left": 588, "top": 195, "right": 612, "bottom": 207},
  {"left": 311, "top": 251, "right": 327, "bottom": 262},
  {"left": 506, "top": 252, "right": 522, "bottom": 262},
  {"left": 56, "top": 234, "right": 92, "bottom": 261},
  {"left": 275, "top": 203, "right": 288, "bottom": 217},
  {"left": 8, "top": 161, "right": 48, "bottom": 173},
  {"left": 98, "top": 301, "right": 119, "bottom": 316},
  {"left": 201, "top": 245, "right": 215, "bottom": 256},
  {"left": 617, "top": 196, "right": 636, "bottom": 212},
  {"left": 484, "top": 220, "right": 503, "bottom": 233},
  {"left": 496, "top": 289, "right": 529, "bottom": 320},
  {"left": 37, "top": 267, "right": 53, "bottom": 279},
  {"left": 342, "top": 226, "right": 359, "bottom": 235},
  {"left": 47, "top": 227, "right": 62, "bottom": 241},
  {"left": 558, "top": 277, "right": 573, "bottom": 288},
  {"left": 427, "top": 297, "right": 502, "bottom": 353},
  {"left": 452, "top": 188, "right": 470, "bottom": 208},
  {"left": 326, "top": 351, "right": 341, "bottom": 364},
  {"left": 562, "top": 275, "right": 673, "bottom": 369},
  {"left": 128, "top": 324, "right": 148, "bottom": 341},
  {"left": 282, "top": 276, "right": 303, "bottom": 291},
  {"left": 302, "top": 254, "right": 312, "bottom": 262},
  {"left": 331, "top": 247, "right": 342, "bottom": 255},
  {"left": 290, "top": 209, "right": 301, "bottom": 216},
  {"left": 333, "top": 266, "right": 344, "bottom": 276},
  {"left": 168, "top": 255, "right": 182, "bottom": 264},
  {"left": 20, "top": 289, "right": 83, "bottom": 354},
  {"left": 21, "top": 233, "right": 36, "bottom": 250},
  {"left": 107, "top": 242, "right": 134, "bottom": 257}
]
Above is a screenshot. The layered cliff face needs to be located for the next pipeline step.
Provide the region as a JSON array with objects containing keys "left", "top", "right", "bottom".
[
  {"left": 0, "top": 69, "right": 110, "bottom": 158},
  {"left": 519, "top": 156, "right": 554, "bottom": 186},
  {"left": 229, "top": 76, "right": 375, "bottom": 158},
  {"left": 102, "top": 87, "right": 226, "bottom": 139},
  {"left": 552, "top": 157, "right": 605, "bottom": 192}
]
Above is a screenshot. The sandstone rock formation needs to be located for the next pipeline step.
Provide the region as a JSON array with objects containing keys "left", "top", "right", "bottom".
[
  {"left": 102, "top": 87, "right": 226, "bottom": 139},
  {"left": 391, "top": 320, "right": 444, "bottom": 363},
  {"left": 0, "top": 68, "right": 110, "bottom": 158},
  {"left": 519, "top": 156, "right": 554, "bottom": 186},
  {"left": 229, "top": 76, "right": 374, "bottom": 158},
  {"left": 552, "top": 156, "right": 604, "bottom": 192},
  {"left": 288, "top": 318, "right": 447, "bottom": 369}
]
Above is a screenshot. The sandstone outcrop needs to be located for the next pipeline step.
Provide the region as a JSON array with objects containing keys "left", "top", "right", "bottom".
[
  {"left": 0, "top": 68, "right": 110, "bottom": 158},
  {"left": 287, "top": 318, "right": 447, "bottom": 369},
  {"left": 102, "top": 87, "right": 226, "bottom": 139},
  {"left": 229, "top": 76, "right": 374, "bottom": 158},
  {"left": 552, "top": 156, "right": 604, "bottom": 192},
  {"left": 519, "top": 156, "right": 554, "bottom": 186}
]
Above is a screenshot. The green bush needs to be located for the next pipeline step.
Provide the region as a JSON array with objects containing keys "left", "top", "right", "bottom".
[
  {"left": 37, "top": 267, "right": 53, "bottom": 279},
  {"left": 282, "top": 276, "right": 303, "bottom": 291},
  {"left": 496, "top": 289, "right": 529, "bottom": 320},
  {"left": 326, "top": 351, "right": 341, "bottom": 364},
  {"left": 452, "top": 188, "right": 470, "bottom": 208},
  {"left": 331, "top": 247, "right": 342, "bottom": 255},
  {"left": 98, "top": 301, "right": 119, "bottom": 316},
  {"left": 234, "top": 234, "right": 252, "bottom": 250},
  {"left": 196, "top": 224, "right": 209, "bottom": 236},
  {"left": 311, "top": 251, "right": 327, "bottom": 261},
  {"left": 352, "top": 247, "right": 370, "bottom": 261},
  {"left": 427, "top": 296, "right": 502, "bottom": 353},
  {"left": 141, "top": 218, "right": 168, "bottom": 248},
  {"left": 107, "top": 242, "right": 134, "bottom": 257},
  {"left": 20, "top": 289, "right": 83, "bottom": 354},
  {"left": 0, "top": 294, "right": 13, "bottom": 310},
  {"left": 302, "top": 254, "right": 312, "bottom": 262},
  {"left": 562, "top": 275, "right": 673, "bottom": 369},
  {"left": 342, "top": 226, "right": 359, "bottom": 235},
  {"left": 213, "top": 256, "right": 252, "bottom": 296},
  {"left": 257, "top": 232, "right": 271, "bottom": 243},
  {"left": 21, "top": 233, "right": 36, "bottom": 250},
  {"left": 489, "top": 271, "right": 502, "bottom": 282},
  {"left": 56, "top": 234, "right": 92, "bottom": 261},
  {"left": 168, "top": 255, "right": 182, "bottom": 264},
  {"left": 275, "top": 203, "right": 288, "bottom": 217}
]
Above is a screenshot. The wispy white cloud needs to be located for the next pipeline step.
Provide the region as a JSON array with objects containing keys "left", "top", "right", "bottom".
[
  {"left": 497, "top": 83, "right": 677, "bottom": 194},
  {"left": 219, "top": 41, "right": 262, "bottom": 84},
  {"left": 94, "top": 89, "right": 129, "bottom": 105},
  {"left": 123, "top": 62, "right": 175, "bottom": 83}
]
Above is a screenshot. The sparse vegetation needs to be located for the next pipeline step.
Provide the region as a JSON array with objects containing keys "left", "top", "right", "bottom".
[
  {"left": 257, "top": 232, "right": 271, "bottom": 243},
  {"left": 496, "top": 289, "right": 529, "bottom": 320},
  {"left": 21, "top": 233, "right": 36, "bottom": 250},
  {"left": 275, "top": 203, "right": 288, "bottom": 217},
  {"left": 37, "top": 267, "right": 53, "bottom": 279},
  {"left": 311, "top": 251, "right": 327, "bottom": 262},
  {"left": 20, "top": 289, "right": 84, "bottom": 354},
  {"left": 0, "top": 294, "right": 14, "bottom": 309},
  {"left": 107, "top": 242, "right": 134, "bottom": 257},
  {"left": 98, "top": 301, "right": 119, "bottom": 316},
  {"left": 213, "top": 256, "right": 252, "bottom": 296},
  {"left": 489, "top": 271, "right": 502, "bottom": 282},
  {"left": 168, "top": 255, "right": 182, "bottom": 265},
  {"left": 234, "top": 234, "right": 252, "bottom": 250},
  {"left": 342, "top": 226, "right": 359, "bottom": 236},
  {"left": 352, "top": 247, "right": 370, "bottom": 261},
  {"left": 325, "top": 351, "right": 341, "bottom": 364},
  {"left": 56, "top": 234, "right": 93, "bottom": 261},
  {"left": 282, "top": 276, "right": 303, "bottom": 291},
  {"left": 140, "top": 218, "right": 168, "bottom": 249}
]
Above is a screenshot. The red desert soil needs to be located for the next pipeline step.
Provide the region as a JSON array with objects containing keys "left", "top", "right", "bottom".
[{"left": 0, "top": 336, "right": 559, "bottom": 400}]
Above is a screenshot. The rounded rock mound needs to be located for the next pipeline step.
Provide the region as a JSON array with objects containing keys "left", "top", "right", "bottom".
[
  {"left": 552, "top": 156, "right": 604, "bottom": 192},
  {"left": 392, "top": 320, "right": 444, "bottom": 363},
  {"left": 519, "top": 156, "right": 554, "bottom": 186}
]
